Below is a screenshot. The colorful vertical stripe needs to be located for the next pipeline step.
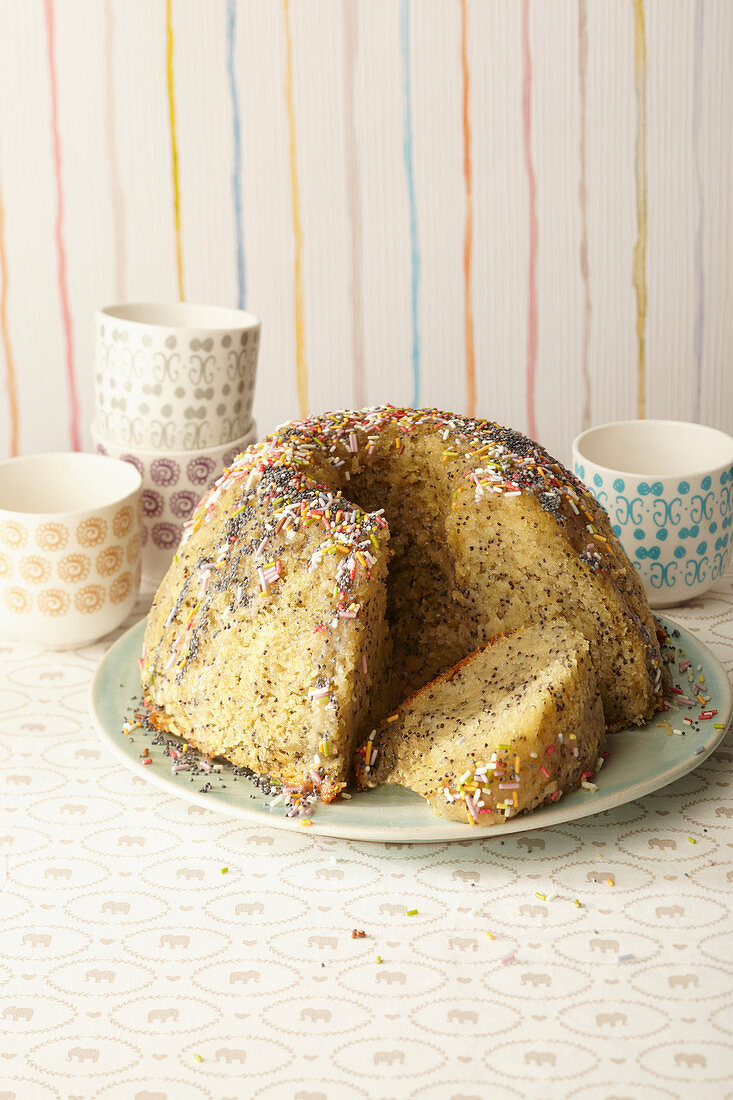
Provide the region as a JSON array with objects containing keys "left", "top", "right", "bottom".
[
  {"left": 0, "top": 156, "right": 19, "bottom": 456},
  {"left": 578, "top": 0, "right": 591, "bottom": 430},
  {"left": 166, "top": 0, "right": 185, "bottom": 301},
  {"left": 344, "top": 0, "right": 365, "bottom": 409},
  {"left": 692, "top": 0, "right": 705, "bottom": 421},
  {"left": 44, "top": 0, "right": 80, "bottom": 451},
  {"left": 0, "top": 4, "right": 724, "bottom": 459},
  {"left": 460, "top": 0, "right": 475, "bottom": 417},
  {"left": 632, "top": 0, "right": 648, "bottom": 419},
  {"left": 104, "top": 0, "right": 126, "bottom": 301},
  {"left": 521, "top": 0, "right": 538, "bottom": 440},
  {"left": 283, "top": 0, "right": 308, "bottom": 416},
  {"left": 226, "top": 0, "right": 246, "bottom": 310},
  {"left": 400, "top": 0, "right": 420, "bottom": 407}
]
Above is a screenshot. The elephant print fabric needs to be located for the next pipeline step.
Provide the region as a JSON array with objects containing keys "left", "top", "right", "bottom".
[{"left": 2, "top": 577, "right": 733, "bottom": 1093}]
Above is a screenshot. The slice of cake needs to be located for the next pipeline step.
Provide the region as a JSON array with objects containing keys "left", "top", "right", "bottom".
[
  {"left": 143, "top": 468, "right": 391, "bottom": 803},
  {"left": 356, "top": 620, "right": 606, "bottom": 824}
]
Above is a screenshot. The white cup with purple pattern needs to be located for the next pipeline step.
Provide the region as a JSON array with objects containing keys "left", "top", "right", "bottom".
[
  {"left": 91, "top": 421, "right": 258, "bottom": 585},
  {"left": 572, "top": 420, "right": 733, "bottom": 608}
]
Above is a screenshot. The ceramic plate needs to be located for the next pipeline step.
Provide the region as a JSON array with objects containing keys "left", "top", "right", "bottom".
[{"left": 90, "top": 615, "right": 731, "bottom": 843}]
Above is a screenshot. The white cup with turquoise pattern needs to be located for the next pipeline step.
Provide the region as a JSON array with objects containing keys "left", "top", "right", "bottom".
[{"left": 572, "top": 420, "right": 733, "bottom": 608}]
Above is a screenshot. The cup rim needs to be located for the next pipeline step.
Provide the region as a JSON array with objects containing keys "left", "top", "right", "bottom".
[
  {"left": 90, "top": 422, "right": 257, "bottom": 459},
  {"left": 97, "top": 302, "right": 261, "bottom": 333},
  {"left": 572, "top": 419, "right": 733, "bottom": 480},
  {"left": 0, "top": 452, "right": 142, "bottom": 521}
]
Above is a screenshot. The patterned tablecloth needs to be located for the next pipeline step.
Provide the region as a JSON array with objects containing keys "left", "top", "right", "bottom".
[{"left": 2, "top": 572, "right": 733, "bottom": 1100}]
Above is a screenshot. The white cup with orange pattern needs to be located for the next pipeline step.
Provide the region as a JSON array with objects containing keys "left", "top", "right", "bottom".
[{"left": 0, "top": 453, "right": 142, "bottom": 648}]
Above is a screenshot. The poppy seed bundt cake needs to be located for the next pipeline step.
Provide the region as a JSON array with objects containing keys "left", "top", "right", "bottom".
[
  {"left": 141, "top": 405, "right": 665, "bottom": 819},
  {"left": 356, "top": 620, "right": 606, "bottom": 822}
]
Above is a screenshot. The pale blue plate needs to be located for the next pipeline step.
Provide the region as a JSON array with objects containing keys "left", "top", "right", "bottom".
[{"left": 90, "top": 615, "right": 731, "bottom": 842}]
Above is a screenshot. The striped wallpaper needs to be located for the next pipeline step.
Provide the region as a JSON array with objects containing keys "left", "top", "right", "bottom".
[{"left": 0, "top": 0, "right": 731, "bottom": 467}]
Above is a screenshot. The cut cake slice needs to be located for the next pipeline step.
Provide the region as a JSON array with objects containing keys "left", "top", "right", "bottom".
[
  {"left": 143, "top": 473, "right": 391, "bottom": 804},
  {"left": 356, "top": 619, "right": 606, "bottom": 824}
]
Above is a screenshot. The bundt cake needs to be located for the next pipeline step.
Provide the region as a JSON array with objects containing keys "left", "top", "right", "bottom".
[
  {"left": 355, "top": 620, "right": 606, "bottom": 824},
  {"left": 141, "top": 405, "right": 665, "bottom": 808}
]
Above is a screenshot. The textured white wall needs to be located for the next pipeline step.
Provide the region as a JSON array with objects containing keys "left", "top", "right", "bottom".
[{"left": 0, "top": 0, "right": 731, "bottom": 467}]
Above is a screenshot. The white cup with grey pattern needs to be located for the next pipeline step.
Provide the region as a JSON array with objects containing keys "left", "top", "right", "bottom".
[{"left": 94, "top": 303, "right": 260, "bottom": 450}]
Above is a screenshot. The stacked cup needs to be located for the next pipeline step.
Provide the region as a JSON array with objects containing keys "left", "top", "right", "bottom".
[{"left": 92, "top": 303, "right": 260, "bottom": 584}]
